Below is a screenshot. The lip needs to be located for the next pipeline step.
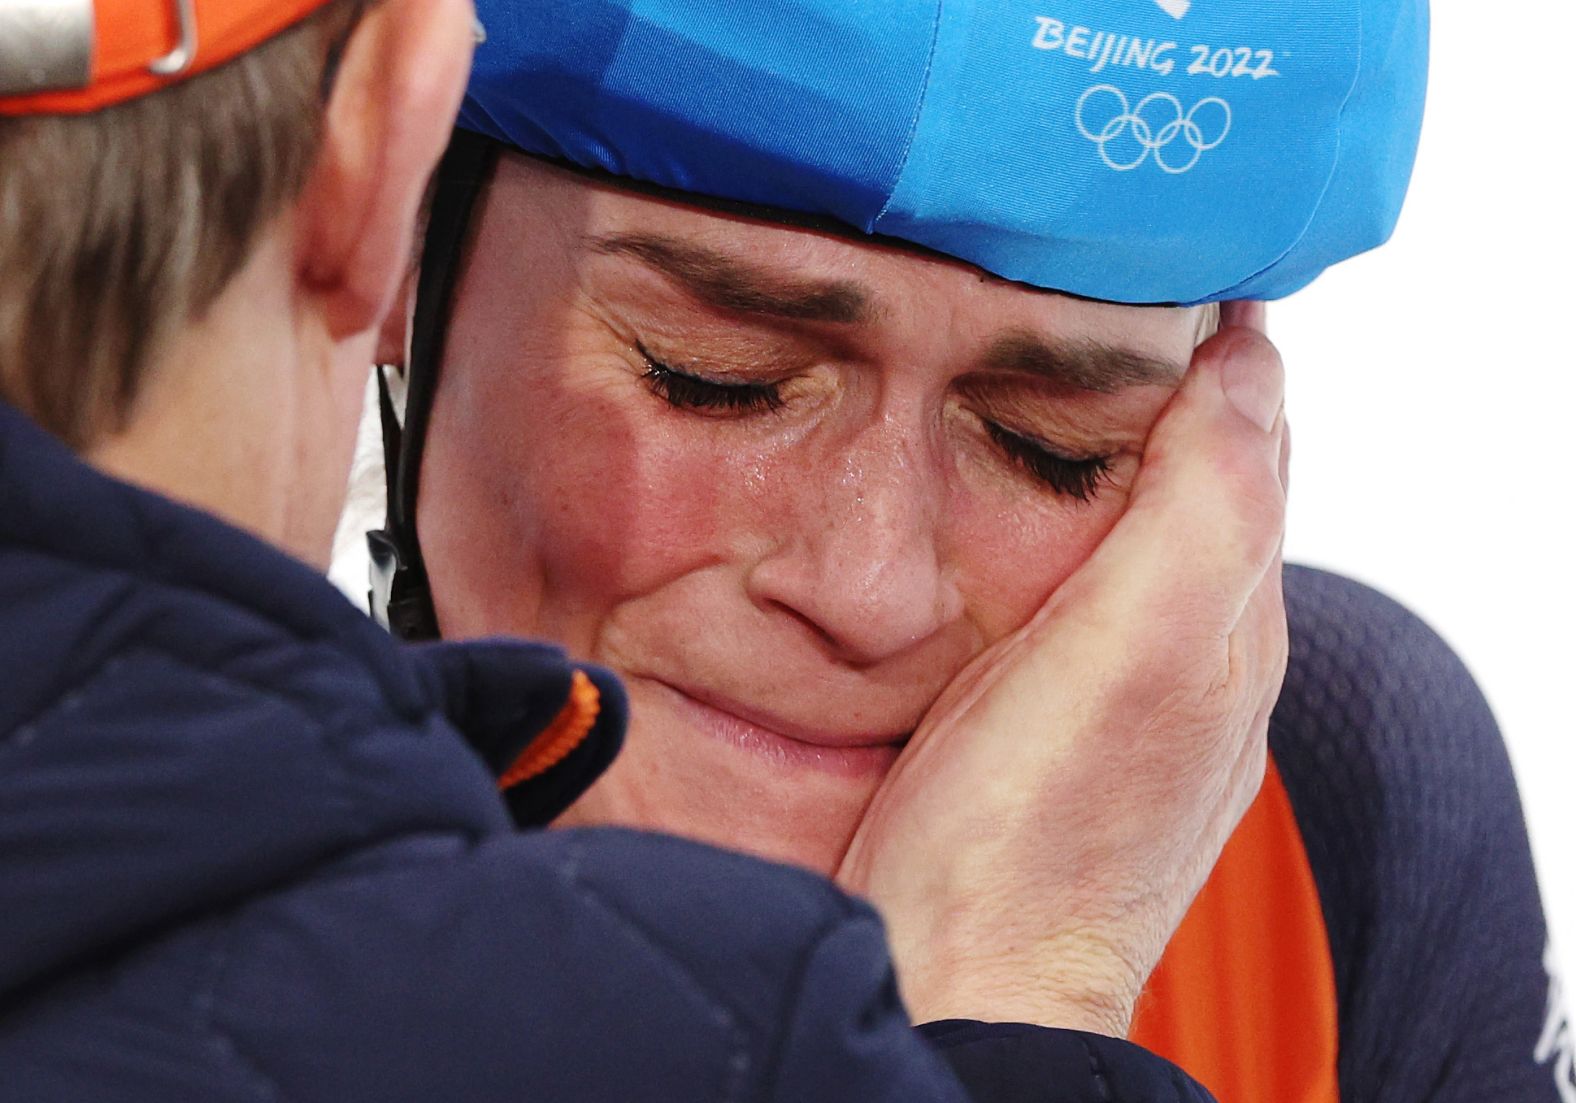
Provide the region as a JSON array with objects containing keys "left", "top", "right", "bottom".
[{"left": 649, "top": 680, "right": 907, "bottom": 778}]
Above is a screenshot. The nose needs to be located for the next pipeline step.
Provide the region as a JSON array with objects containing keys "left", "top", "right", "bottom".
[{"left": 745, "top": 418, "right": 965, "bottom": 666}]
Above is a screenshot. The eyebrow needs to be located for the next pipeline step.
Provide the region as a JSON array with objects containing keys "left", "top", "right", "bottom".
[
  {"left": 590, "top": 232, "right": 1183, "bottom": 392},
  {"left": 980, "top": 329, "right": 1184, "bottom": 393},
  {"left": 588, "top": 232, "right": 874, "bottom": 324}
]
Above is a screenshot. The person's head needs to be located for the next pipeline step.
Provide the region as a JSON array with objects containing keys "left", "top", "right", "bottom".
[
  {"left": 0, "top": 0, "right": 474, "bottom": 566},
  {"left": 370, "top": 0, "right": 1427, "bottom": 870},
  {"left": 415, "top": 154, "right": 1212, "bottom": 868}
]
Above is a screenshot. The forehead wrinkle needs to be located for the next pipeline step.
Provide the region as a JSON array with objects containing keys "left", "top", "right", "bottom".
[
  {"left": 981, "top": 329, "right": 1185, "bottom": 394},
  {"left": 586, "top": 232, "right": 875, "bottom": 325}
]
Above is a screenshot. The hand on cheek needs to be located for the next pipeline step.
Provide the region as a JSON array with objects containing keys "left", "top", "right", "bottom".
[{"left": 836, "top": 304, "right": 1289, "bottom": 1037}]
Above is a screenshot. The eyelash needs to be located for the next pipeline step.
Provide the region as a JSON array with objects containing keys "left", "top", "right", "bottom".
[
  {"left": 985, "top": 422, "right": 1113, "bottom": 503},
  {"left": 642, "top": 353, "right": 785, "bottom": 414},
  {"left": 640, "top": 349, "right": 1112, "bottom": 502}
]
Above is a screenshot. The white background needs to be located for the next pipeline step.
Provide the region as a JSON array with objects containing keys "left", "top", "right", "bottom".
[
  {"left": 1273, "top": 0, "right": 1574, "bottom": 968},
  {"left": 332, "top": 0, "right": 1574, "bottom": 973}
]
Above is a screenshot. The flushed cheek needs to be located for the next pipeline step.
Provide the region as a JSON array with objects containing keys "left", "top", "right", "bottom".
[
  {"left": 419, "top": 355, "right": 721, "bottom": 652},
  {"left": 518, "top": 384, "right": 859, "bottom": 661},
  {"left": 948, "top": 486, "right": 1129, "bottom": 642},
  {"left": 508, "top": 403, "right": 738, "bottom": 652}
]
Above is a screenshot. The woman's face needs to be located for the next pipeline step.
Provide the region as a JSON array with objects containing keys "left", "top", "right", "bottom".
[{"left": 419, "top": 156, "right": 1210, "bottom": 872}]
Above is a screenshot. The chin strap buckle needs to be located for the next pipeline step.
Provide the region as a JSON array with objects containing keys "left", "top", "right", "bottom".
[
  {"left": 367, "top": 529, "right": 441, "bottom": 640},
  {"left": 367, "top": 361, "right": 441, "bottom": 640}
]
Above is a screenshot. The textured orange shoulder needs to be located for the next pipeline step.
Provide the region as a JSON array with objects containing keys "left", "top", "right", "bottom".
[{"left": 1131, "top": 758, "right": 1340, "bottom": 1103}]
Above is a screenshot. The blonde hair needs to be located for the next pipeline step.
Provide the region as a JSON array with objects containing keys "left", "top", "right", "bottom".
[{"left": 0, "top": 3, "right": 363, "bottom": 447}]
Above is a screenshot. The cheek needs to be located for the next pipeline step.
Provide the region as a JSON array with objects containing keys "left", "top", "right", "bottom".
[
  {"left": 947, "top": 485, "right": 1128, "bottom": 643},
  {"left": 531, "top": 395, "right": 722, "bottom": 610},
  {"left": 420, "top": 353, "right": 744, "bottom": 650}
]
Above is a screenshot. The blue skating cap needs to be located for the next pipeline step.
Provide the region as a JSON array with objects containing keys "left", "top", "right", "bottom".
[{"left": 459, "top": 0, "right": 1428, "bottom": 305}]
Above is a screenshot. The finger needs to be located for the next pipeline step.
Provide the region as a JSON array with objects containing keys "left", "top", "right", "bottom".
[
  {"left": 1220, "top": 299, "right": 1267, "bottom": 334},
  {"left": 1191, "top": 683, "right": 1272, "bottom": 863},
  {"left": 1279, "top": 415, "right": 1292, "bottom": 494},
  {"left": 1220, "top": 699, "right": 1271, "bottom": 842},
  {"left": 1227, "top": 550, "right": 1289, "bottom": 714},
  {"left": 1045, "top": 327, "right": 1287, "bottom": 643},
  {"left": 1207, "top": 559, "right": 1285, "bottom": 847},
  {"left": 1231, "top": 574, "right": 1283, "bottom": 793}
]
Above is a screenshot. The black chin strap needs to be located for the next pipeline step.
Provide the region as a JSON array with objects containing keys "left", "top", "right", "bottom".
[{"left": 368, "top": 130, "right": 499, "bottom": 639}]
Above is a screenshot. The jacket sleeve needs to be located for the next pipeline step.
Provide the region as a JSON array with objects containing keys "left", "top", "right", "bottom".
[
  {"left": 920, "top": 1021, "right": 1217, "bottom": 1103},
  {"left": 1274, "top": 567, "right": 1572, "bottom": 1102},
  {"left": 193, "top": 826, "right": 1215, "bottom": 1103},
  {"left": 757, "top": 892, "right": 1216, "bottom": 1103}
]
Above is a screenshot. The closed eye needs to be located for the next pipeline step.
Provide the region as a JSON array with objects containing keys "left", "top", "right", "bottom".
[
  {"left": 984, "top": 421, "right": 1112, "bottom": 503},
  {"left": 640, "top": 347, "right": 785, "bottom": 414},
  {"left": 640, "top": 344, "right": 1112, "bottom": 502}
]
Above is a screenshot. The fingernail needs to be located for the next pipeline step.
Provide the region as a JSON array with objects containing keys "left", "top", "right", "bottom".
[{"left": 1221, "top": 341, "right": 1283, "bottom": 432}]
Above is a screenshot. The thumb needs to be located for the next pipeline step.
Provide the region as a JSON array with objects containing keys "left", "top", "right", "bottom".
[{"left": 1043, "top": 319, "right": 1287, "bottom": 640}]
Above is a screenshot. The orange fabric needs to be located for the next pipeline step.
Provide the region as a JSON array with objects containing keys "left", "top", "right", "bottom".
[
  {"left": 1, "top": 0, "right": 336, "bottom": 116},
  {"left": 1129, "top": 759, "right": 1340, "bottom": 1103},
  {"left": 498, "top": 670, "right": 601, "bottom": 791}
]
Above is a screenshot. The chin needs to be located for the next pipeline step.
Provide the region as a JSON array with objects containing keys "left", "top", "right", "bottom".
[{"left": 552, "top": 676, "right": 891, "bottom": 875}]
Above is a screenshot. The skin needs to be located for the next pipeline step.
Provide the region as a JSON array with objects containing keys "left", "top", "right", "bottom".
[
  {"left": 24, "top": 0, "right": 1287, "bottom": 1042},
  {"left": 419, "top": 155, "right": 1218, "bottom": 874},
  {"left": 82, "top": 0, "right": 475, "bottom": 569}
]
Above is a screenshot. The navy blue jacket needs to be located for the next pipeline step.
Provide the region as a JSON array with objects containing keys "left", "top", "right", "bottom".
[
  {"left": 0, "top": 400, "right": 1213, "bottom": 1101},
  {"left": 1271, "top": 568, "right": 1568, "bottom": 1102}
]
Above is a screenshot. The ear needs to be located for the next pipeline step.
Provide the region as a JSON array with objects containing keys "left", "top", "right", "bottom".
[{"left": 296, "top": 0, "right": 474, "bottom": 342}]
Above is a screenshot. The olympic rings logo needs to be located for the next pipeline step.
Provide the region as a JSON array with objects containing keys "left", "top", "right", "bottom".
[{"left": 1074, "top": 84, "right": 1232, "bottom": 175}]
